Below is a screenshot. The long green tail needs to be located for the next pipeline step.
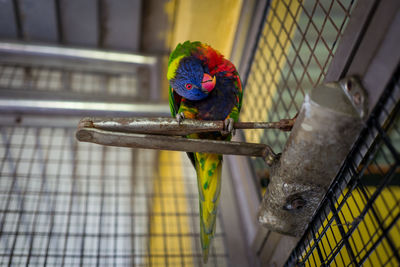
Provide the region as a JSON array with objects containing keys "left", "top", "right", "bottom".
[{"left": 194, "top": 152, "right": 222, "bottom": 263}]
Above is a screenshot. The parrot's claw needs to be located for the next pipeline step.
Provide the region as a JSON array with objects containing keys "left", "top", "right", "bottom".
[
  {"left": 221, "top": 118, "right": 235, "bottom": 136},
  {"left": 176, "top": 112, "right": 185, "bottom": 124}
]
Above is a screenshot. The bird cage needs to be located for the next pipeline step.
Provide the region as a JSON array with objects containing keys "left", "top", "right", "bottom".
[{"left": 0, "top": 0, "right": 399, "bottom": 266}]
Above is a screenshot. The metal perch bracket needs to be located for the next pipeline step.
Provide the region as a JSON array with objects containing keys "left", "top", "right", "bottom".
[
  {"left": 258, "top": 77, "right": 368, "bottom": 236},
  {"left": 76, "top": 116, "right": 296, "bottom": 163}
]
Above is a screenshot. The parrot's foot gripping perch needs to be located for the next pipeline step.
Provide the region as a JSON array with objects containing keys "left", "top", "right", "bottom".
[
  {"left": 175, "top": 112, "right": 185, "bottom": 124},
  {"left": 222, "top": 118, "right": 235, "bottom": 136}
]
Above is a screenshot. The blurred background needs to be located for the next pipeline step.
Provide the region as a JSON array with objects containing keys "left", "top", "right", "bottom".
[{"left": 0, "top": 0, "right": 399, "bottom": 266}]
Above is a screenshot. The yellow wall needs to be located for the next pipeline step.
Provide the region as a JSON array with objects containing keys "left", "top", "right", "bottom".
[
  {"left": 148, "top": 151, "right": 194, "bottom": 266},
  {"left": 166, "top": 0, "right": 242, "bottom": 57}
]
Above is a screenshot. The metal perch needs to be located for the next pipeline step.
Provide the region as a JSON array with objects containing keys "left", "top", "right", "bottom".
[
  {"left": 77, "top": 116, "right": 296, "bottom": 136},
  {"left": 76, "top": 116, "right": 296, "bottom": 163}
]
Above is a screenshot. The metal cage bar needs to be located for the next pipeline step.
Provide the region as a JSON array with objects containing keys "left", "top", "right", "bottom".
[{"left": 234, "top": 0, "right": 400, "bottom": 265}]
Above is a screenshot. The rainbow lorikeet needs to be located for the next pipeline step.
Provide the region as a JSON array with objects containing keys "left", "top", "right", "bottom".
[{"left": 167, "top": 41, "right": 242, "bottom": 263}]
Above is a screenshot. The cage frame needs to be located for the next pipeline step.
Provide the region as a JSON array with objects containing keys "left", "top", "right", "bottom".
[
  {"left": 228, "top": 0, "right": 400, "bottom": 265},
  {"left": 0, "top": 0, "right": 399, "bottom": 265}
]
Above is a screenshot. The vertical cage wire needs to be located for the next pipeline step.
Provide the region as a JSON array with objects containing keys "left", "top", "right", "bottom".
[
  {"left": 240, "top": 0, "right": 357, "bottom": 189},
  {"left": 0, "top": 126, "right": 229, "bottom": 266},
  {"left": 286, "top": 64, "right": 400, "bottom": 267}
]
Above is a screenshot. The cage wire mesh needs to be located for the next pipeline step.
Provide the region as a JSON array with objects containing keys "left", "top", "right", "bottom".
[
  {"left": 240, "top": 0, "right": 399, "bottom": 265},
  {"left": 286, "top": 66, "right": 400, "bottom": 267},
  {"left": 0, "top": 128, "right": 229, "bottom": 266},
  {"left": 240, "top": 0, "right": 357, "bottom": 189}
]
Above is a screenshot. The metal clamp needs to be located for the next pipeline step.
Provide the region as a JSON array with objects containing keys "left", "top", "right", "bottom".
[{"left": 258, "top": 77, "right": 368, "bottom": 236}]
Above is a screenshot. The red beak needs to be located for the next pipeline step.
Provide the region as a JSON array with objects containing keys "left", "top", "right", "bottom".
[{"left": 201, "top": 73, "right": 216, "bottom": 93}]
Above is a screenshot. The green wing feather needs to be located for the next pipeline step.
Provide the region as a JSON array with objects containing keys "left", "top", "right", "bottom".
[
  {"left": 168, "top": 85, "right": 178, "bottom": 117},
  {"left": 168, "top": 41, "right": 201, "bottom": 65}
]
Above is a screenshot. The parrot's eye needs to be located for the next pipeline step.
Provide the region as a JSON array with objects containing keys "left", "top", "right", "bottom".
[{"left": 185, "top": 84, "right": 193, "bottom": 90}]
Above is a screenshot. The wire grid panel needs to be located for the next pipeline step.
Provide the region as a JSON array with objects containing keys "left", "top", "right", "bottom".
[
  {"left": 240, "top": 0, "right": 357, "bottom": 183},
  {"left": 0, "top": 63, "right": 140, "bottom": 99},
  {"left": 0, "top": 126, "right": 229, "bottom": 266},
  {"left": 286, "top": 67, "right": 400, "bottom": 266}
]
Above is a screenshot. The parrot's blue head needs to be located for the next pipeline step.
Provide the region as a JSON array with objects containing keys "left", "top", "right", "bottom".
[{"left": 168, "top": 56, "right": 216, "bottom": 101}]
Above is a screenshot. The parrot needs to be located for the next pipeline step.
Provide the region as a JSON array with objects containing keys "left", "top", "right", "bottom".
[{"left": 167, "top": 41, "right": 242, "bottom": 263}]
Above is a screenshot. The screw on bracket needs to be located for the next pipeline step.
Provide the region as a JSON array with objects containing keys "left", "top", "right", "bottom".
[
  {"left": 283, "top": 196, "right": 306, "bottom": 211},
  {"left": 340, "top": 76, "right": 368, "bottom": 119}
]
